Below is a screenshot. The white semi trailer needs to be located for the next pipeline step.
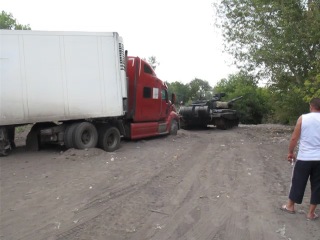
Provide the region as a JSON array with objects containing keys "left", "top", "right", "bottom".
[{"left": 0, "top": 30, "right": 179, "bottom": 156}]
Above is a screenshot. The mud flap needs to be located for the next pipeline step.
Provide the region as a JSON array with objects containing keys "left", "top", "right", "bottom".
[
  {"left": 0, "top": 128, "right": 11, "bottom": 156},
  {"left": 26, "top": 128, "right": 40, "bottom": 151}
]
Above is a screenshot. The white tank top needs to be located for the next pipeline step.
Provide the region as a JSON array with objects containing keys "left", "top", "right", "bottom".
[{"left": 297, "top": 112, "right": 320, "bottom": 161}]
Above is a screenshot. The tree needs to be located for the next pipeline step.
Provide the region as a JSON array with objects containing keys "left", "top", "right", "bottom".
[
  {"left": 166, "top": 81, "right": 190, "bottom": 105},
  {"left": 0, "top": 11, "right": 31, "bottom": 30},
  {"left": 188, "top": 78, "right": 213, "bottom": 101},
  {"left": 214, "top": 72, "right": 272, "bottom": 124},
  {"left": 167, "top": 79, "right": 214, "bottom": 107},
  {"left": 143, "top": 56, "right": 160, "bottom": 70},
  {"left": 214, "top": 0, "right": 320, "bottom": 122}
]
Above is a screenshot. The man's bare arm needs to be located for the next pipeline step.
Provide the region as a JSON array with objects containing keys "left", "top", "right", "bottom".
[{"left": 288, "top": 116, "right": 302, "bottom": 161}]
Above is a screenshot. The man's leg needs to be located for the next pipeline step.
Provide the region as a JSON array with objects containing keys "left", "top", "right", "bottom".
[
  {"left": 307, "top": 204, "right": 317, "bottom": 219},
  {"left": 288, "top": 161, "right": 310, "bottom": 203},
  {"left": 282, "top": 161, "right": 311, "bottom": 213},
  {"left": 308, "top": 161, "right": 320, "bottom": 219},
  {"left": 283, "top": 199, "right": 295, "bottom": 212}
]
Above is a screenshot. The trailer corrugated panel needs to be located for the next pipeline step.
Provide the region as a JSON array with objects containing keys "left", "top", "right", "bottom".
[{"left": 0, "top": 30, "right": 127, "bottom": 126}]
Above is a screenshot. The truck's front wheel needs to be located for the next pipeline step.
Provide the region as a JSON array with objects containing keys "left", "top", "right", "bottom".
[
  {"left": 98, "top": 127, "right": 120, "bottom": 152},
  {"left": 170, "top": 119, "right": 178, "bottom": 135}
]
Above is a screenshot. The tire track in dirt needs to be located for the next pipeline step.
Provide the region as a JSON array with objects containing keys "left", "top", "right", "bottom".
[
  {"left": 131, "top": 129, "right": 285, "bottom": 240},
  {"left": 53, "top": 132, "right": 211, "bottom": 240},
  {"left": 3, "top": 126, "right": 319, "bottom": 240}
]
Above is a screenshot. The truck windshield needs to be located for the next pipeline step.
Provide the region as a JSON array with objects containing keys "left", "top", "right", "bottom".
[
  {"left": 161, "top": 89, "right": 168, "bottom": 101},
  {"left": 144, "top": 64, "right": 155, "bottom": 76}
]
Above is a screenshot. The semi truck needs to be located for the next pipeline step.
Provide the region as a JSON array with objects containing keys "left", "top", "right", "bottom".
[{"left": 0, "top": 30, "right": 179, "bottom": 156}]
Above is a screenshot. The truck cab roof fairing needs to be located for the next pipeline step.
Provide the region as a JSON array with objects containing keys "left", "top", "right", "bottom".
[{"left": 127, "top": 57, "right": 157, "bottom": 77}]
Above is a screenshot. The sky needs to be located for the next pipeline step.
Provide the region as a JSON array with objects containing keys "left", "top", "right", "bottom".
[{"left": 1, "top": 0, "right": 238, "bottom": 87}]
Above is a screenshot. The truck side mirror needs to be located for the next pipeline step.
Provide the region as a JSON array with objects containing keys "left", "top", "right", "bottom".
[{"left": 171, "top": 93, "right": 176, "bottom": 104}]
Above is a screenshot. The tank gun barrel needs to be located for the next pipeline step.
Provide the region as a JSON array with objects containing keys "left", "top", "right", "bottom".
[
  {"left": 226, "top": 96, "right": 243, "bottom": 108},
  {"left": 228, "top": 96, "right": 243, "bottom": 104}
]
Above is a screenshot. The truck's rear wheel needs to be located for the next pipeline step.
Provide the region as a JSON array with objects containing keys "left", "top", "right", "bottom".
[
  {"left": 73, "top": 122, "right": 98, "bottom": 149},
  {"left": 64, "top": 123, "right": 78, "bottom": 149},
  {"left": 98, "top": 127, "right": 120, "bottom": 152}
]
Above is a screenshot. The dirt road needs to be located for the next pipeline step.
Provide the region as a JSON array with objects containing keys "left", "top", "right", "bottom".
[{"left": 0, "top": 124, "right": 319, "bottom": 240}]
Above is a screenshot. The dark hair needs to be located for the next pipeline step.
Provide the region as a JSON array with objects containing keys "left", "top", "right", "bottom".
[{"left": 310, "top": 98, "right": 320, "bottom": 110}]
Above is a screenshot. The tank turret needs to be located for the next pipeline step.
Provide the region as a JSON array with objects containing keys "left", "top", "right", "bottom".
[{"left": 214, "top": 96, "right": 243, "bottom": 109}]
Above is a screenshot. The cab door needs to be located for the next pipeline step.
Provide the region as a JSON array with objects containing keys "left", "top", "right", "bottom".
[
  {"left": 136, "top": 61, "right": 162, "bottom": 122},
  {"left": 160, "top": 88, "right": 169, "bottom": 120}
]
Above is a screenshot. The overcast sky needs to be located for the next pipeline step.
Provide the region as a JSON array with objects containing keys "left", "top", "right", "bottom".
[{"left": 1, "top": 0, "right": 238, "bottom": 87}]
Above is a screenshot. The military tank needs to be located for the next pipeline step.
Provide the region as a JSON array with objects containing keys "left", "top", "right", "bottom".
[{"left": 179, "top": 93, "right": 243, "bottom": 130}]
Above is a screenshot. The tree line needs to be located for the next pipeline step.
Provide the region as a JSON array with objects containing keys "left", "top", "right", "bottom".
[
  {"left": 0, "top": 11, "right": 30, "bottom": 30},
  {"left": 166, "top": 75, "right": 272, "bottom": 125},
  {"left": 170, "top": 1, "right": 319, "bottom": 125},
  {"left": 213, "top": 0, "right": 320, "bottom": 124}
]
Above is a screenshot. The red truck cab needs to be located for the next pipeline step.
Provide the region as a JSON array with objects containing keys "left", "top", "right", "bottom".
[{"left": 125, "top": 57, "right": 179, "bottom": 139}]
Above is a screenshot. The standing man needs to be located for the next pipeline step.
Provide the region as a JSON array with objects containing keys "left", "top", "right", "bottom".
[{"left": 281, "top": 98, "right": 320, "bottom": 220}]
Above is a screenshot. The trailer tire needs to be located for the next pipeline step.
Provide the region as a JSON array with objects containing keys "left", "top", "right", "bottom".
[
  {"left": 73, "top": 122, "right": 98, "bottom": 149},
  {"left": 170, "top": 119, "right": 178, "bottom": 135},
  {"left": 0, "top": 149, "right": 9, "bottom": 157},
  {"left": 0, "top": 127, "right": 12, "bottom": 156},
  {"left": 64, "top": 123, "right": 79, "bottom": 149},
  {"left": 7, "top": 127, "right": 15, "bottom": 149},
  {"left": 98, "top": 127, "right": 120, "bottom": 152}
]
